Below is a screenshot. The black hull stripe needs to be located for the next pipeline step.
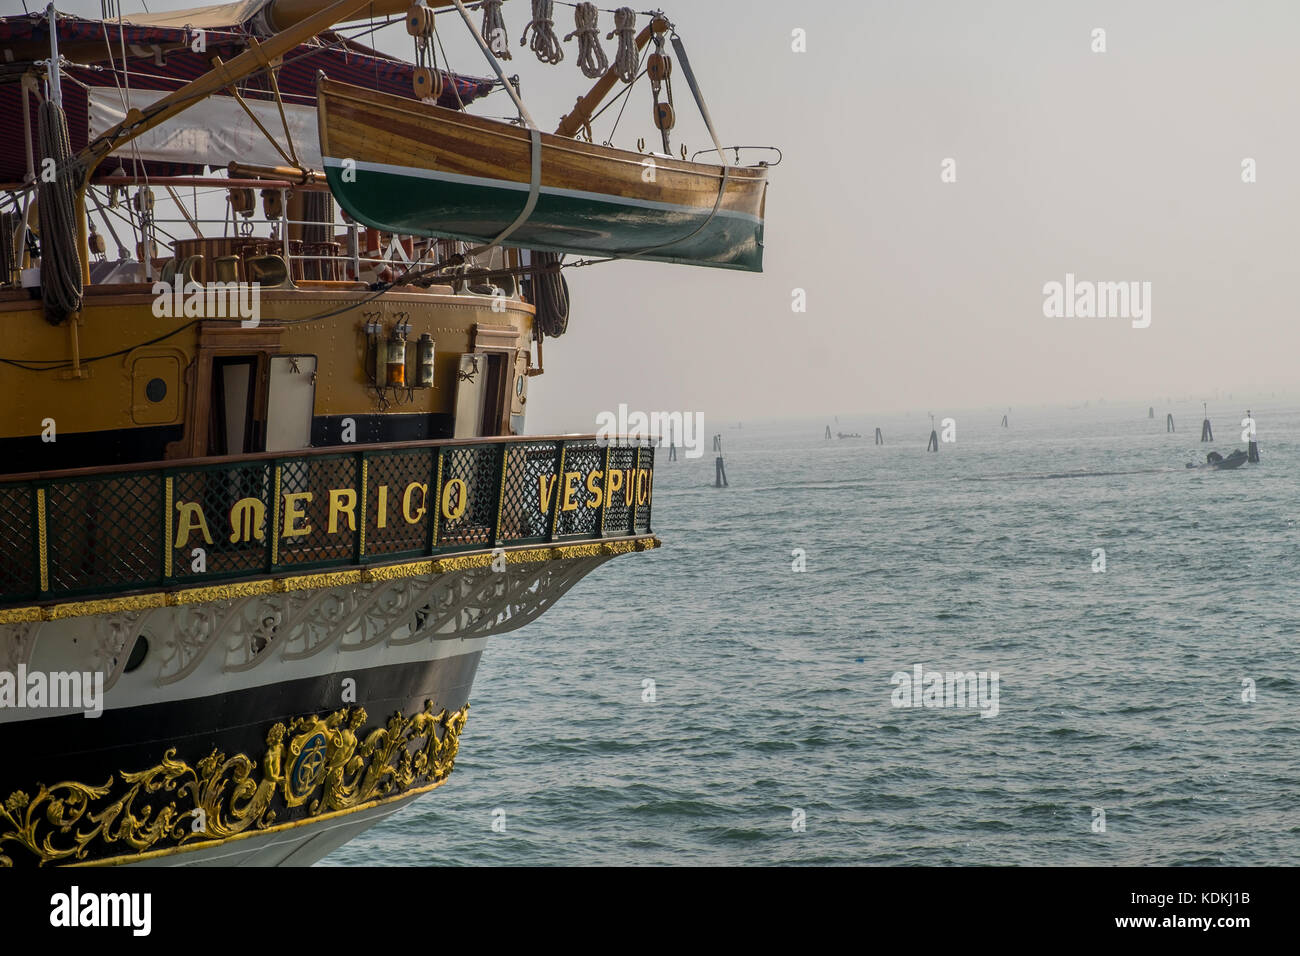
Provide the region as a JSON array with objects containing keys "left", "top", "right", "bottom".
[{"left": 5, "top": 651, "right": 482, "bottom": 794}]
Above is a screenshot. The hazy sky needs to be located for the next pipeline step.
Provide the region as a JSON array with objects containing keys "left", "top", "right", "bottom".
[{"left": 51, "top": 0, "right": 1300, "bottom": 431}]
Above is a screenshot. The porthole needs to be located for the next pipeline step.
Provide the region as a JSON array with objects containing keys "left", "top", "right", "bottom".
[{"left": 145, "top": 377, "right": 167, "bottom": 403}]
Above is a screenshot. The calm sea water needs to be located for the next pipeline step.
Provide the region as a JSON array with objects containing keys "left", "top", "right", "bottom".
[{"left": 323, "top": 401, "right": 1299, "bottom": 866}]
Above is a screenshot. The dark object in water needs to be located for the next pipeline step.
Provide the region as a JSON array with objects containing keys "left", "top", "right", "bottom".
[{"left": 1187, "top": 450, "right": 1248, "bottom": 470}]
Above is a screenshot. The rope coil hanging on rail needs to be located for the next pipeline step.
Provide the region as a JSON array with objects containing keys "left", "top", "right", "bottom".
[
  {"left": 37, "top": 99, "right": 83, "bottom": 326},
  {"left": 479, "top": 0, "right": 511, "bottom": 59},
  {"left": 564, "top": 3, "right": 608, "bottom": 79},
  {"left": 521, "top": 0, "right": 564, "bottom": 64},
  {"left": 608, "top": 7, "right": 637, "bottom": 83}
]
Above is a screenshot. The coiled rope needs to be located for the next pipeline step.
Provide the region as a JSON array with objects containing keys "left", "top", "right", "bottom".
[
  {"left": 520, "top": 0, "right": 563, "bottom": 65},
  {"left": 564, "top": 2, "right": 608, "bottom": 79},
  {"left": 531, "top": 251, "right": 569, "bottom": 337},
  {"left": 607, "top": 7, "right": 637, "bottom": 83},
  {"left": 479, "top": 0, "right": 511, "bottom": 59},
  {"left": 37, "top": 100, "right": 83, "bottom": 325}
]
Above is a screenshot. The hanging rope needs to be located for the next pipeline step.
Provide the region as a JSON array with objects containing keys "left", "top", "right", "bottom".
[
  {"left": 479, "top": 0, "right": 511, "bottom": 59},
  {"left": 531, "top": 251, "right": 569, "bottom": 337},
  {"left": 564, "top": 3, "right": 608, "bottom": 79},
  {"left": 521, "top": 0, "right": 563, "bottom": 65},
  {"left": 37, "top": 100, "right": 83, "bottom": 326},
  {"left": 607, "top": 7, "right": 637, "bottom": 83}
]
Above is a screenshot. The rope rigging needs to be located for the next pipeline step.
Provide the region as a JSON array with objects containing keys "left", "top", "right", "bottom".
[
  {"left": 530, "top": 251, "right": 569, "bottom": 338},
  {"left": 36, "top": 100, "right": 84, "bottom": 326},
  {"left": 564, "top": 3, "right": 608, "bottom": 79},
  {"left": 520, "top": 0, "right": 564, "bottom": 64},
  {"left": 479, "top": 0, "right": 511, "bottom": 59},
  {"left": 607, "top": 7, "right": 637, "bottom": 83},
  {"left": 646, "top": 20, "right": 675, "bottom": 152},
  {"left": 406, "top": 2, "right": 446, "bottom": 100}
]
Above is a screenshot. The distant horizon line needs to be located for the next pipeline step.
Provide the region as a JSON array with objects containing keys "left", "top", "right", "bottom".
[{"left": 534, "top": 390, "right": 1300, "bottom": 435}]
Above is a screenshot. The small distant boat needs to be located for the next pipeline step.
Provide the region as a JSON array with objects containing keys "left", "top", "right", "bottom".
[
  {"left": 318, "top": 78, "right": 768, "bottom": 271},
  {"left": 1186, "top": 450, "right": 1248, "bottom": 470}
]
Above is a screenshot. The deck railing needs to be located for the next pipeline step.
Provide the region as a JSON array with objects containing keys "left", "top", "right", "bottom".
[{"left": 0, "top": 436, "right": 654, "bottom": 607}]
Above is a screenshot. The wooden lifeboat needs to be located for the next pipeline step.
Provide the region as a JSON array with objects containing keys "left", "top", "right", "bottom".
[{"left": 317, "top": 77, "right": 767, "bottom": 272}]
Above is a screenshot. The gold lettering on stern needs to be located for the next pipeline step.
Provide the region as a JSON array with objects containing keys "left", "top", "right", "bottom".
[
  {"left": 282, "top": 492, "right": 313, "bottom": 538},
  {"left": 174, "top": 501, "right": 214, "bottom": 549},
  {"left": 403, "top": 482, "right": 429, "bottom": 524},
  {"left": 328, "top": 489, "right": 358, "bottom": 534},
  {"left": 439, "top": 479, "right": 466, "bottom": 521},
  {"left": 606, "top": 468, "right": 624, "bottom": 503},
  {"left": 538, "top": 474, "right": 558, "bottom": 514},
  {"left": 585, "top": 469, "right": 604, "bottom": 509},
  {"left": 228, "top": 497, "right": 267, "bottom": 543},
  {"left": 561, "top": 471, "right": 582, "bottom": 512}
]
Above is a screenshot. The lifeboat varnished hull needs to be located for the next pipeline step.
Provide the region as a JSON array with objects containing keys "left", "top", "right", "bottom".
[{"left": 318, "top": 78, "right": 767, "bottom": 271}]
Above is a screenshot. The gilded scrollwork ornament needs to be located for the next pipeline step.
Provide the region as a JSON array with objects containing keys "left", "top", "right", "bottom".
[{"left": 0, "top": 701, "right": 468, "bottom": 866}]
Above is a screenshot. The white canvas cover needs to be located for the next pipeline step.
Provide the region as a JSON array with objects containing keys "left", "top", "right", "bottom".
[
  {"left": 88, "top": 87, "right": 322, "bottom": 170},
  {"left": 113, "top": 1, "right": 267, "bottom": 30}
]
